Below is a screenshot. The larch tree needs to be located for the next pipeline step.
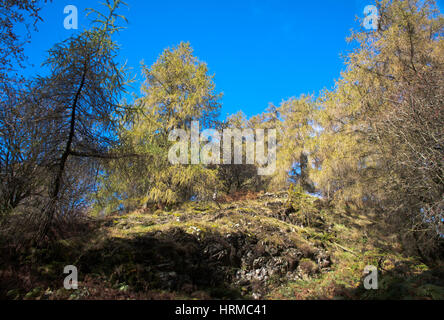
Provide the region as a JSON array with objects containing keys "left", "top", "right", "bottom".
[
  {"left": 215, "top": 111, "right": 262, "bottom": 194},
  {"left": 94, "top": 42, "right": 223, "bottom": 212},
  {"left": 30, "top": 0, "right": 132, "bottom": 237},
  {"left": 314, "top": 0, "right": 443, "bottom": 258},
  {"left": 276, "top": 95, "right": 317, "bottom": 193}
]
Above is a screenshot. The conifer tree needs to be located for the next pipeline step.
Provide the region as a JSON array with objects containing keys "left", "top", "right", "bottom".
[
  {"left": 32, "top": 0, "right": 131, "bottom": 236},
  {"left": 95, "top": 42, "right": 222, "bottom": 211},
  {"left": 314, "top": 0, "right": 443, "bottom": 257}
]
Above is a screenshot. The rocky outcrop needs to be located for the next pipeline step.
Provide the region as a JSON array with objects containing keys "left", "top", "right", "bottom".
[{"left": 77, "top": 192, "right": 332, "bottom": 299}]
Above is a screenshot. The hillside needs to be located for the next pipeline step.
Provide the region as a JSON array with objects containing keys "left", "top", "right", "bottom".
[{"left": 2, "top": 191, "right": 443, "bottom": 300}]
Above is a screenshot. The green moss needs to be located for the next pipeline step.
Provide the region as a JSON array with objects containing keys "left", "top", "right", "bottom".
[{"left": 6, "top": 191, "right": 442, "bottom": 301}]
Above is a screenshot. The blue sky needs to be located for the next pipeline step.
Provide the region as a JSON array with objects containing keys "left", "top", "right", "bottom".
[{"left": 20, "top": 0, "right": 443, "bottom": 118}]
